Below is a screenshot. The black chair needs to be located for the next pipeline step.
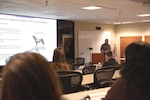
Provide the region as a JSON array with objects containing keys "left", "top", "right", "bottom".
[
  {"left": 114, "top": 64, "right": 123, "bottom": 70},
  {"left": 76, "top": 57, "right": 85, "bottom": 66},
  {"left": 67, "top": 58, "right": 73, "bottom": 64},
  {"left": 56, "top": 70, "right": 83, "bottom": 94},
  {"left": 92, "top": 66, "right": 116, "bottom": 89},
  {"left": 84, "top": 62, "right": 93, "bottom": 67},
  {"left": 82, "top": 65, "right": 96, "bottom": 75},
  {"left": 71, "top": 63, "right": 80, "bottom": 70}
]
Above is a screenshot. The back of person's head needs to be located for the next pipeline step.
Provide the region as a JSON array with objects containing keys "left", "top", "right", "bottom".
[
  {"left": 121, "top": 41, "right": 150, "bottom": 77},
  {"left": 106, "top": 51, "right": 113, "bottom": 57},
  {"left": 52, "top": 47, "right": 71, "bottom": 70},
  {"left": 1, "top": 52, "right": 62, "bottom": 100},
  {"left": 120, "top": 41, "right": 150, "bottom": 99},
  {"left": 53, "top": 47, "right": 67, "bottom": 63}
]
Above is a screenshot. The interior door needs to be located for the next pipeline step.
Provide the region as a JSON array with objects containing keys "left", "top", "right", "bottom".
[
  {"left": 145, "top": 36, "right": 150, "bottom": 44},
  {"left": 78, "top": 38, "right": 92, "bottom": 63},
  {"left": 120, "top": 36, "right": 142, "bottom": 63}
]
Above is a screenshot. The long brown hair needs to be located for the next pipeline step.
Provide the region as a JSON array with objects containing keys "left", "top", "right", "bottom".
[
  {"left": 120, "top": 41, "right": 150, "bottom": 100},
  {"left": 1, "top": 52, "right": 62, "bottom": 100},
  {"left": 52, "top": 47, "right": 71, "bottom": 70}
]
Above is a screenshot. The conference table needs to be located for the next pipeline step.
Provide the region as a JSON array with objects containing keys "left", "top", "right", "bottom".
[{"left": 62, "top": 87, "right": 110, "bottom": 100}]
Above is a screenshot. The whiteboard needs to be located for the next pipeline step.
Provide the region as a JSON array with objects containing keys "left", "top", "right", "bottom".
[{"left": 78, "top": 31, "right": 110, "bottom": 63}]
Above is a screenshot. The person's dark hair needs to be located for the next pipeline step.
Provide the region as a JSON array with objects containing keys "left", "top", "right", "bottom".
[
  {"left": 1, "top": 52, "right": 62, "bottom": 100},
  {"left": 120, "top": 41, "right": 150, "bottom": 99},
  {"left": 106, "top": 51, "right": 113, "bottom": 57},
  {"left": 105, "top": 39, "right": 108, "bottom": 44}
]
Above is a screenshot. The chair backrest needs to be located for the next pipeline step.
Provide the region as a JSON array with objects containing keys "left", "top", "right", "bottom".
[
  {"left": 102, "top": 64, "right": 122, "bottom": 71},
  {"left": 114, "top": 64, "right": 123, "bottom": 70},
  {"left": 56, "top": 70, "right": 83, "bottom": 94},
  {"left": 67, "top": 58, "right": 73, "bottom": 64},
  {"left": 82, "top": 65, "right": 96, "bottom": 75},
  {"left": 94, "top": 66, "right": 115, "bottom": 86},
  {"left": 76, "top": 57, "right": 85, "bottom": 66},
  {"left": 84, "top": 62, "right": 93, "bottom": 67},
  {"left": 71, "top": 63, "right": 80, "bottom": 70}
]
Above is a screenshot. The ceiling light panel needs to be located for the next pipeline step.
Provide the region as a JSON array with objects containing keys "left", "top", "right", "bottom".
[
  {"left": 82, "top": 6, "right": 102, "bottom": 10},
  {"left": 137, "top": 14, "right": 150, "bottom": 17}
]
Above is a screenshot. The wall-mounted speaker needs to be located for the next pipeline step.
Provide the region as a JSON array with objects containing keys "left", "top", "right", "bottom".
[{"left": 96, "top": 27, "right": 101, "bottom": 30}]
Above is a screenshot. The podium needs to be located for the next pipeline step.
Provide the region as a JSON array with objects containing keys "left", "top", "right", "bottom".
[{"left": 92, "top": 53, "right": 104, "bottom": 64}]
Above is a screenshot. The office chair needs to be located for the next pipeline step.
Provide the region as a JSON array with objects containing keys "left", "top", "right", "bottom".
[
  {"left": 92, "top": 66, "right": 116, "bottom": 89},
  {"left": 76, "top": 57, "right": 85, "bottom": 66},
  {"left": 66, "top": 58, "right": 73, "bottom": 64},
  {"left": 82, "top": 65, "right": 96, "bottom": 75},
  {"left": 56, "top": 70, "right": 83, "bottom": 94},
  {"left": 71, "top": 63, "right": 80, "bottom": 70},
  {"left": 114, "top": 64, "right": 123, "bottom": 70},
  {"left": 84, "top": 62, "right": 93, "bottom": 67}
]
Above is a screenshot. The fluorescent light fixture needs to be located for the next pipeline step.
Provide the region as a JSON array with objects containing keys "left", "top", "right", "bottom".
[
  {"left": 137, "top": 14, "right": 150, "bottom": 17},
  {"left": 82, "top": 6, "right": 102, "bottom": 10},
  {"left": 113, "top": 21, "right": 132, "bottom": 25},
  {"left": 142, "top": 20, "right": 150, "bottom": 22},
  {"left": 113, "top": 22, "right": 121, "bottom": 25},
  {"left": 122, "top": 22, "right": 132, "bottom": 24}
]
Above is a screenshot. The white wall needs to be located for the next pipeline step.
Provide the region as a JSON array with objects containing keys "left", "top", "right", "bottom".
[
  {"left": 115, "top": 22, "right": 150, "bottom": 63},
  {"left": 78, "top": 31, "right": 111, "bottom": 63},
  {"left": 74, "top": 21, "right": 116, "bottom": 61},
  {"left": 74, "top": 21, "right": 150, "bottom": 63}
]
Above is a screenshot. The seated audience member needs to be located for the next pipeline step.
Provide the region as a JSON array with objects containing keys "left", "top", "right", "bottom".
[
  {"left": 102, "top": 41, "right": 150, "bottom": 100},
  {"left": 52, "top": 47, "right": 71, "bottom": 70},
  {"left": 1, "top": 52, "right": 62, "bottom": 100},
  {"left": 102, "top": 51, "right": 118, "bottom": 66}
]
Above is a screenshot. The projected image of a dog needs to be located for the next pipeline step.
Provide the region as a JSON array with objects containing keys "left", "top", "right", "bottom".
[{"left": 32, "top": 35, "right": 45, "bottom": 47}]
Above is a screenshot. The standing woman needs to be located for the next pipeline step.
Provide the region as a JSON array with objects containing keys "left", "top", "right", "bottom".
[
  {"left": 52, "top": 47, "right": 71, "bottom": 70},
  {"left": 1, "top": 52, "right": 62, "bottom": 100},
  {"left": 102, "top": 41, "right": 150, "bottom": 100}
]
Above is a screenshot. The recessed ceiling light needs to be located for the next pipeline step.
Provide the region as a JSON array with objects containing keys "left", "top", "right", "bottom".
[
  {"left": 113, "top": 21, "right": 132, "bottom": 24},
  {"left": 82, "top": 6, "right": 102, "bottom": 10},
  {"left": 113, "top": 22, "right": 121, "bottom": 25},
  {"left": 142, "top": 20, "right": 150, "bottom": 22},
  {"left": 122, "top": 22, "right": 132, "bottom": 24},
  {"left": 137, "top": 14, "right": 150, "bottom": 17}
]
